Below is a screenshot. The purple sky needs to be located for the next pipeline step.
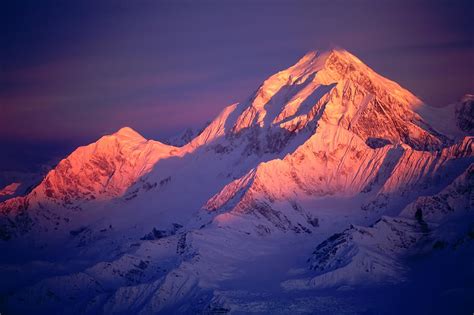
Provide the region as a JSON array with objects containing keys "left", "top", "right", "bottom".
[{"left": 1, "top": 0, "right": 473, "bottom": 170}]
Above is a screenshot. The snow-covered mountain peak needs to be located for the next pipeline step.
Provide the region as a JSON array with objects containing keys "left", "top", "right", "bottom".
[
  {"left": 164, "top": 49, "right": 449, "bottom": 153},
  {"left": 197, "top": 49, "right": 445, "bottom": 151},
  {"left": 113, "top": 126, "right": 146, "bottom": 141},
  {"left": 286, "top": 48, "right": 360, "bottom": 76},
  {"left": 322, "top": 49, "right": 421, "bottom": 104},
  {"left": 0, "top": 127, "right": 177, "bottom": 218},
  {"left": 1, "top": 48, "right": 474, "bottom": 314}
]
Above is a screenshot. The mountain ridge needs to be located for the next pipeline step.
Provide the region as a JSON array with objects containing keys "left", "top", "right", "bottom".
[{"left": 0, "top": 48, "right": 472, "bottom": 314}]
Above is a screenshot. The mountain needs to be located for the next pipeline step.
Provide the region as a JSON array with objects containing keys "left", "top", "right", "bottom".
[
  {"left": 416, "top": 94, "right": 474, "bottom": 139},
  {"left": 0, "top": 167, "right": 51, "bottom": 203},
  {"left": 163, "top": 122, "right": 211, "bottom": 147},
  {"left": 0, "top": 49, "right": 473, "bottom": 315},
  {"left": 0, "top": 182, "right": 21, "bottom": 199},
  {"left": 282, "top": 164, "right": 473, "bottom": 290}
]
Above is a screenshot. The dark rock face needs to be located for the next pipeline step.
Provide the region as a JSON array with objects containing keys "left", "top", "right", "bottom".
[
  {"left": 366, "top": 137, "right": 392, "bottom": 149},
  {"left": 308, "top": 231, "right": 353, "bottom": 273},
  {"left": 456, "top": 95, "right": 474, "bottom": 133},
  {"left": 0, "top": 197, "right": 32, "bottom": 240},
  {"left": 140, "top": 223, "right": 183, "bottom": 241},
  {"left": 164, "top": 122, "right": 211, "bottom": 147}
]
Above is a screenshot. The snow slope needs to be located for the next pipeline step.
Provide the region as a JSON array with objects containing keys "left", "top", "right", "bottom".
[
  {"left": 282, "top": 163, "right": 472, "bottom": 290},
  {"left": 416, "top": 94, "right": 474, "bottom": 139},
  {"left": 0, "top": 49, "right": 473, "bottom": 315}
]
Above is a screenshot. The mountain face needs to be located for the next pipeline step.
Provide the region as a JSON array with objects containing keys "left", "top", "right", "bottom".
[
  {"left": 415, "top": 94, "right": 474, "bottom": 140},
  {"left": 163, "top": 123, "right": 211, "bottom": 147},
  {"left": 456, "top": 94, "right": 474, "bottom": 133},
  {"left": 1, "top": 49, "right": 473, "bottom": 315},
  {"left": 0, "top": 167, "right": 51, "bottom": 203}
]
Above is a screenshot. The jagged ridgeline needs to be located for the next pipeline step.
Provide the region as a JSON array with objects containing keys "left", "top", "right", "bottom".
[{"left": 0, "top": 49, "right": 473, "bottom": 314}]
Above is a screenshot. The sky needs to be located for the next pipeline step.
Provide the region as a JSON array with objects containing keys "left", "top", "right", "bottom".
[{"left": 1, "top": 0, "right": 473, "bottom": 171}]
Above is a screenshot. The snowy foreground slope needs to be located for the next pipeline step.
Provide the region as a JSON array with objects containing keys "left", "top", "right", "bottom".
[{"left": 1, "top": 49, "right": 473, "bottom": 314}]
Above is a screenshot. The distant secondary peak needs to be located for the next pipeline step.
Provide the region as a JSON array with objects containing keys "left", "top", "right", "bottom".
[
  {"left": 114, "top": 126, "right": 145, "bottom": 140},
  {"left": 461, "top": 94, "right": 474, "bottom": 102}
]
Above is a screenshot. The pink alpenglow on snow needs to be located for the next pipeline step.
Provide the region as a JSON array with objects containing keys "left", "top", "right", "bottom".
[
  {"left": 0, "top": 183, "right": 21, "bottom": 197},
  {"left": 0, "top": 48, "right": 473, "bottom": 315}
]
